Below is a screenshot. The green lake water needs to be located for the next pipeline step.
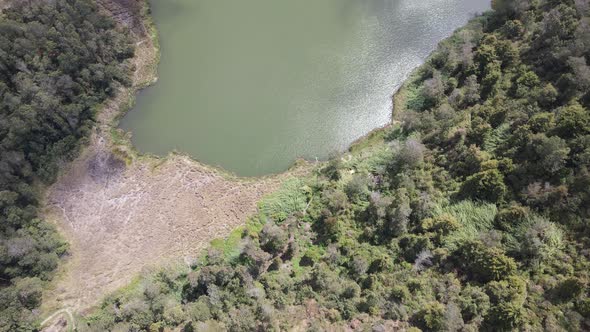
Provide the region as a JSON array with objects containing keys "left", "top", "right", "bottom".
[{"left": 120, "top": 0, "right": 490, "bottom": 176}]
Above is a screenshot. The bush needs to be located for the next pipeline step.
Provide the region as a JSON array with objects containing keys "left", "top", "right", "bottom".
[
  {"left": 322, "top": 158, "right": 343, "bottom": 181},
  {"left": 456, "top": 240, "right": 516, "bottom": 282},
  {"left": 484, "top": 276, "right": 527, "bottom": 331},
  {"left": 552, "top": 277, "right": 585, "bottom": 302},
  {"left": 344, "top": 174, "right": 370, "bottom": 202},
  {"left": 185, "top": 299, "right": 212, "bottom": 322},
  {"left": 413, "top": 301, "right": 446, "bottom": 331},
  {"left": 459, "top": 169, "right": 508, "bottom": 204},
  {"left": 259, "top": 223, "right": 288, "bottom": 255},
  {"left": 459, "top": 285, "right": 490, "bottom": 322},
  {"left": 494, "top": 204, "right": 529, "bottom": 232}
]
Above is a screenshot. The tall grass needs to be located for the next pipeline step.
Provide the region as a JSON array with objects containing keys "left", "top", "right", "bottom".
[
  {"left": 257, "top": 178, "right": 309, "bottom": 223},
  {"left": 433, "top": 200, "right": 497, "bottom": 251}
]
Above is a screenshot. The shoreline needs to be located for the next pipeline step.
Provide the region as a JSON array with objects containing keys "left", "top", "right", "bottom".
[
  {"left": 39, "top": 0, "right": 311, "bottom": 322},
  {"left": 39, "top": 0, "right": 484, "bottom": 327}
]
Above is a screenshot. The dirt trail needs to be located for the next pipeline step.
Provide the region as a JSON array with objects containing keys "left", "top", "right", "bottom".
[{"left": 41, "top": 1, "right": 310, "bottom": 315}]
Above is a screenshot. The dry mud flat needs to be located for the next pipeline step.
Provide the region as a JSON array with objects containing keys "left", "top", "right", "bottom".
[{"left": 44, "top": 143, "right": 290, "bottom": 312}]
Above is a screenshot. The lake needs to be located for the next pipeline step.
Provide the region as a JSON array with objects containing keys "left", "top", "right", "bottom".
[{"left": 120, "top": 0, "right": 491, "bottom": 176}]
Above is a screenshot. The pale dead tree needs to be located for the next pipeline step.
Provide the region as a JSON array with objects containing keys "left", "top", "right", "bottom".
[
  {"left": 575, "top": 0, "right": 590, "bottom": 14},
  {"left": 423, "top": 71, "right": 445, "bottom": 102},
  {"left": 413, "top": 249, "right": 433, "bottom": 272}
]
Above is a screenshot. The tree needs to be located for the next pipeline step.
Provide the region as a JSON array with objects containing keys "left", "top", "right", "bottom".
[
  {"left": 553, "top": 277, "right": 585, "bottom": 302},
  {"left": 492, "top": 0, "right": 530, "bottom": 18},
  {"left": 459, "top": 285, "right": 490, "bottom": 323},
  {"left": 463, "top": 75, "right": 481, "bottom": 105},
  {"left": 322, "top": 158, "right": 343, "bottom": 181},
  {"left": 14, "top": 277, "right": 43, "bottom": 309},
  {"left": 460, "top": 168, "right": 508, "bottom": 204},
  {"left": 555, "top": 102, "right": 590, "bottom": 138},
  {"left": 514, "top": 70, "right": 540, "bottom": 98},
  {"left": 345, "top": 174, "right": 370, "bottom": 201},
  {"left": 528, "top": 134, "right": 570, "bottom": 176},
  {"left": 456, "top": 240, "right": 517, "bottom": 282},
  {"left": 423, "top": 71, "right": 445, "bottom": 106},
  {"left": 413, "top": 301, "right": 446, "bottom": 331},
  {"left": 259, "top": 223, "right": 288, "bottom": 255},
  {"left": 0, "top": 1, "right": 133, "bottom": 326},
  {"left": 484, "top": 276, "right": 527, "bottom": 331}
]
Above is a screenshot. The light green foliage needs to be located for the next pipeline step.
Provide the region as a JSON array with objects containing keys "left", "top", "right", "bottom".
[
  {"left": 483, "top": 123, "right": 511, "bottom": 152},
  {"left": 406, "top": 84, "right": 427, "bottom": 111},
  {"left": 556, "top": 102, "right": 590, "bottom": 138},
  {"left": 258, "top": 178, "right": 309, "bottom": 222},
  {"left": 435, "top": 201, "right": 496, "bottom": 251}
]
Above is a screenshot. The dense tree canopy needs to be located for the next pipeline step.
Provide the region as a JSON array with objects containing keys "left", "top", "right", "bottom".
[{"left": 0, "top": 0, "right": 132, "bottom": 330}]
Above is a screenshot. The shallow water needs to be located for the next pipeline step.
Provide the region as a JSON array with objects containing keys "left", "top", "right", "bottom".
[{"left": 120, "top": 0, "right": 490, "bottom": 176}]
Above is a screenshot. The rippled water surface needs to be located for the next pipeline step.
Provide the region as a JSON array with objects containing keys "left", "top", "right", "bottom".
[{"left": 120, "top": 0, "right": 491, "bottom": 176}]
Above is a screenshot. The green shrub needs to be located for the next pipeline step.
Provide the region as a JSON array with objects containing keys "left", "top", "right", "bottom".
[
  {"left": 552, "top": 277, "right": 585, "bottom": 302},
  {"left": 484, "top": 276, "right": 527, "bottom": 331},
  {"left": 456, "top": 240, "right": 516, "bottom": 282},
  {"left": 258, "top": 178, "right": 308, "bottom": 222},
  {"left": 494, "top": 204, "right": 529, "bottom": 232},
  {"left": 459, "top": 285, "right": 490, "bottom": 322},
  {"left": 413, "top": 301, "right": 446, "bottom": 331},
  {"left": 459, "top": 168, "right": 508, "bottom": 203}
]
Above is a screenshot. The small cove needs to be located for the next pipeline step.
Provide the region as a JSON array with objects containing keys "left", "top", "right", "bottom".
[{"left": 120, "top": 0, "right": 491, "bottom": 176}]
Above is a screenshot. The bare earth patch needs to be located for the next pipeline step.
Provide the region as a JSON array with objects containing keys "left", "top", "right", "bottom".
[{"left": 43, "top": 143, "right": 288, "bottom": 312}]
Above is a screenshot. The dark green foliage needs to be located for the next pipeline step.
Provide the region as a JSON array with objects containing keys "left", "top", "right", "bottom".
[
  {"left": 455, "top": 240, "right": 516, "bottom": 282},
  {"left": 552, "top": 277, "right": 585, "bottom": 302},
  {"left": 412, "top": 301, "right": 446, "bottom": 331},
  {"left": 483, "top": 276, "right": 527, "bottom": 331},
  {"left": 0, "top": 0, "right": 132, "bottom": 329},
  {"left": 459, "top": 168, "right": 508, "bottom": 203}
]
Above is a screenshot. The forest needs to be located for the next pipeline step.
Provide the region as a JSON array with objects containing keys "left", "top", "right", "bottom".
[
  {"left": 82, "top": 0, "right": 590, "bottom": 331},
  {"left": 0, "top": 0, "right": 132, "bottom": 330}
]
